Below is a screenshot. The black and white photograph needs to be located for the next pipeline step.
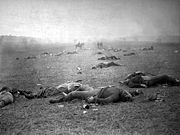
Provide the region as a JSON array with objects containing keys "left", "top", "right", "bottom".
[{"left": 0, "top": 0, "right": 180, "bottom": 134}]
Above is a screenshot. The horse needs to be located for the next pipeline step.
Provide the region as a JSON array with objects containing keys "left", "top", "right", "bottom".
[{"left": 75, "top": 42, "right": 84, "bottom": 50}]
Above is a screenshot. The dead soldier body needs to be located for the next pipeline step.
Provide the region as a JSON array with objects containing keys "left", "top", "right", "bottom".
[
  {"left": 0, "top": 86, "right": 22, "bottom": 108},
  {"left": 92, "top": 62, "right": 120, "bottom": 69},
  {"left": 23, "top": 82, "right": 82, "bottom": 99},
  {"left": 49, "top": 85, "right": 142, "bottom": 104},
  {"left": 121, "top": 71, "right": 180, "bottom": 88}
]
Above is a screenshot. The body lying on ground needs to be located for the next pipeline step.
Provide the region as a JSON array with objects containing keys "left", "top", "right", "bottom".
[
  {"left": 123, "top": 52, "right": 135, "bottom": 56},
  {"left": 23, "top": 82, "right": 82, "bottom": 99},
  {"left": 92, "top": 62, "right": 121, "bottom": 69},
  {"left": 141, "top": 46, "right": 154, "bottom": 51},
  {"left": 66, "top": 51, "right": 78, "bottom": 54},
  {"left": 0, "top": 87, "right": 21, "bottom": 108},
  {"left": 107, "top": 48, "right": 121, "bottom": 52},
  {"left": 49, "top": 85, "right": 143, "bottom": 105},
  {"left": 120, "top": 71, "right": 180, "bottom": 88},
  {"left": 24, "top": 56, "right": 36, "bottom": 59},
  {"left": 98, "top": 56, "right": 120, "bottom": 60},
  {"left": 0, "top": 83, "right": 95, "bottom": 107}
]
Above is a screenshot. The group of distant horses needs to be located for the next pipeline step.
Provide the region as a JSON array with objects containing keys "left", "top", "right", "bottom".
[{"left": 75, "top": 42, "right": 103, "bottom": 50}]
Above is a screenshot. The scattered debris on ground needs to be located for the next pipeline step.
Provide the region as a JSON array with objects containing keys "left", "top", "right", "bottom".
[
  {"left": 141, "top": 46, "right": 154, "bottom": 51},
  {"left": 92, "top": 62, "right": 121, "bottom": 69},
  {"left": 67, "top": 51, "right": 78, "bottom": 54},
  {"left": 124, "top": 52, "right": 135, "bottom": 56},
  {"left": 24, "top": 56, "right": 36, "bottom": 59}
]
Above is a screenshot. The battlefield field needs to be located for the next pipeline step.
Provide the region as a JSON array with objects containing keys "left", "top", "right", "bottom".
[{"left": 0, "top": 41, "right": 180, "bottom": 135}]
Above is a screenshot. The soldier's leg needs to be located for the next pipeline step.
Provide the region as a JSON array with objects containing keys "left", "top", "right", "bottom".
[
  {"left": 93, "top": 94, "right": 120, "bottom": 104},
  {"left": 24, "top": 92, "right": 39, "bottom": 99},
  {"left": 49, "top": 91, "right": 92, "bottom": 103},
  {"left": 49, "top": 95, "right": 65, "bottom": 103},
  {"left": 148, "top": 75, "right": 180, "bottom": 86},
  {"left": 89, "top": 91, "right": 133, "bottom": 104}
]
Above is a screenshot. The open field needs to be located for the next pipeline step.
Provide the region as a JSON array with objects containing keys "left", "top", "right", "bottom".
[{"left": 0, "top": 41, "right": 180, "bottom": 135}]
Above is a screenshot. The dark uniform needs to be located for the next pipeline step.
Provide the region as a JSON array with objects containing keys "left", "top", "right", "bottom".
[
  {"left": 123, "top": 71, "right": 180, "bottom": 88},
  {"left": 24, "top": 82, "right": 81, "bottom": 99},
  {"left": 50, "top": 85, "right": 142, "bottom": 104}
]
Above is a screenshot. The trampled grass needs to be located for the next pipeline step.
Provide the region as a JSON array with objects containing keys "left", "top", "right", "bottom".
[{"left": 0, "top": 41, "right": 180, "bottom": 135}]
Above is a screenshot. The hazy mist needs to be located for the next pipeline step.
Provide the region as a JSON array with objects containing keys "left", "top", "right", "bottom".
[{"left": 0, "top": 0, "right": 180, "bottom": 43}]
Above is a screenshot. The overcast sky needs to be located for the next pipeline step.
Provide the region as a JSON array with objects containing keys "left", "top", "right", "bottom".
[{"left": 0, "top": 0, "right": 180, "bottom": 42}]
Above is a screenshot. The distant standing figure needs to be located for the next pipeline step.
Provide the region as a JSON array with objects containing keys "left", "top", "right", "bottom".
[
  {"left": 97, "top": 42, "right": 103, "bottom": 49},
  {"left": 75, "top": 42, "right": 84, "bottom": 50}
]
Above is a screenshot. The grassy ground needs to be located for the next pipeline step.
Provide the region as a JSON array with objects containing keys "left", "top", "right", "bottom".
[{"left": 0, "top": 41, "right": 180, "bottom": 135}]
